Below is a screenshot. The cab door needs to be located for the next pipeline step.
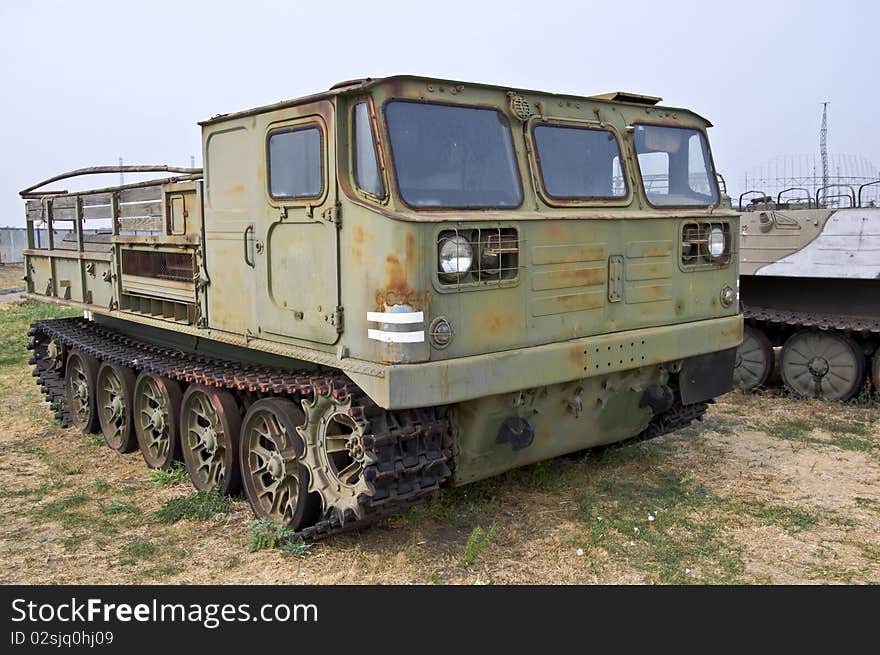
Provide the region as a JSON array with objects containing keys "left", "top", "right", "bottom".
[
  {"left": 203, "top": 124, "right": 259, "bottom": 336},
  {"left": 256, "top": 102, "right": 342, "bottom": 345}
]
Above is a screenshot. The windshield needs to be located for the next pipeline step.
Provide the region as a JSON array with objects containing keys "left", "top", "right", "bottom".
[
  {"left": 534, "top": 124, "right": 626, "bottom": 199},
  {"left": 384, "top": 101, "right": 522, "bottom": 208},
  {"left": 633, "top": 124, "right": 718, "bottom": 207}
]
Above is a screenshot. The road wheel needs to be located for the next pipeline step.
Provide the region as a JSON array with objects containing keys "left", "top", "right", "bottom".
[
  {"left": 97, "top": 363, "right": 138, "bottom": 452},
  {"left": 134, "top": 372, "right": 182, "bottom": 469},
  {"left": 240, "top": 398, "right": 319, "bottom": 530},
  {"left": 180, "top": 385, "right": 241, "bottom": 494},
  {"left": 733, "top": 325, "right": 774, "bottom": 390},
  {"left": 64, "top": 351, "right": 100, "bottom": 433},
  {"left": 780, "top": 331, "right": 865, "bottom": 401},
  {"left": 871, "top": 350, "right": 880, "bottom": 394}
]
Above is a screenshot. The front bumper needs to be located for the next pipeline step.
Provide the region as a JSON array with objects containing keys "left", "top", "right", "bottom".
[{"left": 348, "top": 313, "right": 743, "bottom": 409}]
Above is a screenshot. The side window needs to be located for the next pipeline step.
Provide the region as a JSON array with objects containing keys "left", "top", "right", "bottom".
[
  {"left": 636, "top": 152, "right": 670, "bottom": 197},
  {"left": 353, "top": 102, "right": 384, "bottom": 197},
  {"left": 268, "top": 126, "right": 323, "bottom": 199},
  {"left": 633, "top": 124, "right": 718, "bottom": 206}
]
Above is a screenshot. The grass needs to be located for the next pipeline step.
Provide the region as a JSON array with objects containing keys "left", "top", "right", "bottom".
[
  {"left": 280, "top": 539, "right": 312, "bottom": 558},
  {"left": 0, "top": 300, "right": 79, "bottom": 367},
  {"left": 121, "top": 538, "right": 158, "bottom": 562},
  {"left": 91, "top": 478, "right": 110, "bottom": 492},
  {"left": 2, "top": 300, "right": 879, "bottom": 584},
  {"left": 0, "top": 263, "right": 26, "bottom": 289},
  {"left": 247, "top": 518, "right": 312, "bottom": 558},
  {"left": 146, "top": 462, "right": 189, "bottom": 488},
  {"left": 765, "top": 417, "right": 876, "bottom": 455},
  {"left": 461, "top": 522, "right": 497, "bottom": 567},
  {"left": 153, "top": 490, "right": 232, "bottom": 524},
  {"left": 46, "top": 456, "right": 84, "bottom": 476},
  {"left": 103, "top": 500, "right": 139, "bottom": 515},
  {"left": 574, "top": 470, "right": 747, "bottom": 584}
]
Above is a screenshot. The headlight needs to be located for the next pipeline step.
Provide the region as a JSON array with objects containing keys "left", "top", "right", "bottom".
[
  {"left": 438, "top": 235, "right": 473, "bottom": 275},
  {"left": 707, "top": 226, "right": 726, "bottom": 258}
]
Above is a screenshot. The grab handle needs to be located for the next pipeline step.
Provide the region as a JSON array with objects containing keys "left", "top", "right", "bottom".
[{"left": 243, "top": 224, "right": 255, "bottom": 267}]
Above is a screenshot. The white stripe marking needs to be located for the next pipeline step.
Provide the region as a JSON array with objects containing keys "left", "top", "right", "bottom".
[
  {"left": 368, "top": 329, "right": 425, "bottom": 343},
  {"left": 366, "top": 311, "right": 424, "bottom": 324}
]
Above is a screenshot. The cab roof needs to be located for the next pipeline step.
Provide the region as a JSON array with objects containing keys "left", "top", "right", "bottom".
[{"left": 199, "top": 75, "right": 711, "bottom": 127}]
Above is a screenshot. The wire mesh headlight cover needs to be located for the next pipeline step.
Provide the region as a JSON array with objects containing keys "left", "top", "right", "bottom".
[
  {"left": 707, "top": 226, "right": 726, "bottom": 258},
  {"left": 436, "top": 227, "right": 519, "bottom": 288},
  {"left": 681, "top": 221, "right": 731, "bottom": 269},
  {"left": 438, "top": 235, "right": 473, "bottom": 278}
]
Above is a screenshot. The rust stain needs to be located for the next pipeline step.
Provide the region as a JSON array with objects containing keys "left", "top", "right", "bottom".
[
  {"left": 544, "top": 222, "right": 563, "bottom": 239},
  {"left": 376, "top": 252, "right": 428, "bottom": 309},
  {"left": 532, "top": 266, "right": 606, "bottom": 292},
  {"left": 384, "top": 254, "right": 413, "bottom": 295},
  {"left": 567, "top": 343, "right": 586, "bottom": 367},
  {"left": 406, "top": 232, "right": 416, "bottom": 263},
  {"left": 353, "top": 224, "right": 372, "bottom": 245},
  {"left": 637, "top": 245, "right": 670, "bottom": 257},
  {"left": 477, "top": 311, "right": 516, "bottom": 335}
]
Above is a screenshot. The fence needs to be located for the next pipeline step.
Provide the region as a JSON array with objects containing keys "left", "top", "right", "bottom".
[{"left": 0, "top": 227, "right": 59, "bottom": 264}]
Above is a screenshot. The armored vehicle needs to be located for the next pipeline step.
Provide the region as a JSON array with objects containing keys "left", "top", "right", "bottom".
[
  {"left": 21, "top": 76, "right": 741, "bottom": 539},
  {"left": 734, "top": 186, "right": 880, "bottom": 400}
]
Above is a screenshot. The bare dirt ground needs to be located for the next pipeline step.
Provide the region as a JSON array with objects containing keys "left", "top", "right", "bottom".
[
  {"left": 0, "top": 263, "right": 25, "bottom": 301},
  {"left": 0, "top": 263, "right": 25, "bottom": 289},
  {"left": 1, "top": 300, "right": 877, "bottom": 585}
]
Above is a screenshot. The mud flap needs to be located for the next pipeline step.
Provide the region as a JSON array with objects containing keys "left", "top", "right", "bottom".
[{"left": 679, "top": 347, "right": 737, "bottom": 405}]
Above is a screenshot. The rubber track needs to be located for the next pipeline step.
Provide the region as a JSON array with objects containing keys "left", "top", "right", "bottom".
[
  {"left": 28, "top": 317, "right": 453, "bottom": 541},
  {"left": 745, "top": 305, "right": 880, "bottom": 335}
]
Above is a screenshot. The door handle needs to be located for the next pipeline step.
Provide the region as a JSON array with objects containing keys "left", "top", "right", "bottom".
[{"left": 243, "top": 224, "right": 255, "bottom": 267}]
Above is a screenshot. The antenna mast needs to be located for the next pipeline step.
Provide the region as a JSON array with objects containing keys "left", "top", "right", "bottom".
[{"left": 820, "top": 102, "right": 829, "bottom": 191}]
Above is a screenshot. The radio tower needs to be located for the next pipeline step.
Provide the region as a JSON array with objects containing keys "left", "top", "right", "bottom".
[{"left": 820, "top": 102, "right": 829, "bottom": 191}]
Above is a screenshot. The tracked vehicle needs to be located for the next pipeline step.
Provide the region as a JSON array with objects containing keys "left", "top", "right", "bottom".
[
  {"left": 21, "top": 76, "right": 741, "bottom": 539},
  {"left": 734, "top": 187, "right": 880, "bottom": 400}
]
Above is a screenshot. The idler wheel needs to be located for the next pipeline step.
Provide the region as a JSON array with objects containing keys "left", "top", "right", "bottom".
[{"left": 64, "top": 350, "right": 100, "bottom": 433}]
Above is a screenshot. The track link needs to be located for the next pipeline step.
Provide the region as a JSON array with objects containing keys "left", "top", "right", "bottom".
[
  {"left": 28, "top": 317, "right": 453, "bottom": 541},
  {"left": 636, "top": 399, "right": 709, "bottom": 441},
  {"left": 745, "top": 305, "right": 880, "bottom": 336}
]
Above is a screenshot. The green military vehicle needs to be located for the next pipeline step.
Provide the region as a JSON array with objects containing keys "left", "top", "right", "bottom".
[
  {"left": 734, "top": 187, "right": 880, "bottom": 400},
  {"left": 21, "top": 76, "right": 741, "bottom": 538}
]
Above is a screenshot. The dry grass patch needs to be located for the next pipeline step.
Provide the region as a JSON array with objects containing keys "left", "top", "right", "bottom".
[{"left": 1, "top": 301, "right": 879, "bottom": 584}]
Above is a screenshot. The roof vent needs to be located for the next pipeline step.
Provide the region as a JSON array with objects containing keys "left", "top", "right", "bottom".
[
  {"left": 508, "top": 93, "right": 532, "bottom": 121},
  {"left": 329, "top": 78, "right": 371, "bottom": 90},
  {"left": 590, "top": 91, "right": 662, "bottom": 106}
]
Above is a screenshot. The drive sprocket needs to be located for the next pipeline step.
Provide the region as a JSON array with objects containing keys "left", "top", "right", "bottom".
[{"left": 298, "top": 391, "right": 375, "bottom": 522}]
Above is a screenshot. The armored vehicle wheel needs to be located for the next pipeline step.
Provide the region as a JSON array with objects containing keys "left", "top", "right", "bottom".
[
  {"left": 733, "top": 325, "right": 774, "bottom": 390},
  {"left": 872, "top": 351, "right": 880, "bottom": 394},
  {"left": 97, "top": 363, "right": 139, "bottom": 453},
  {"left": 240, "top": 398, "right": 320, "bottom": 529},
  {"left": 298, "top": 392, "right": 372, "bottom": 521},
  {"left": 64, "top": 351, "right": 100, "bottom": 433},
  {"left": 134, "top": 372, "right": 182, "bottom": 469},
  {"left": 42, "top": 338, "right": 66, "bottom": 375},
  {"left": 180, "top": 385, "right": 241, "bottom": 494},
  {"left": 780, "top": 331, "right": 865, "bottom": 401}
]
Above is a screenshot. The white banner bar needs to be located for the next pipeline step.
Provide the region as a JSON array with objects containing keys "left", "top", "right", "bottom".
[
  {"left": 366, "top": 311, "right": 424, "bottom": 325},
  {"left": 367, "top": 329, "right": 425, "bottom": 343}
]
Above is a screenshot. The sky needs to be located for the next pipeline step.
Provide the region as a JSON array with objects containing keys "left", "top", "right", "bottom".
[{"left": 1, "top": 0, "right": 878, "bottom": 226}]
